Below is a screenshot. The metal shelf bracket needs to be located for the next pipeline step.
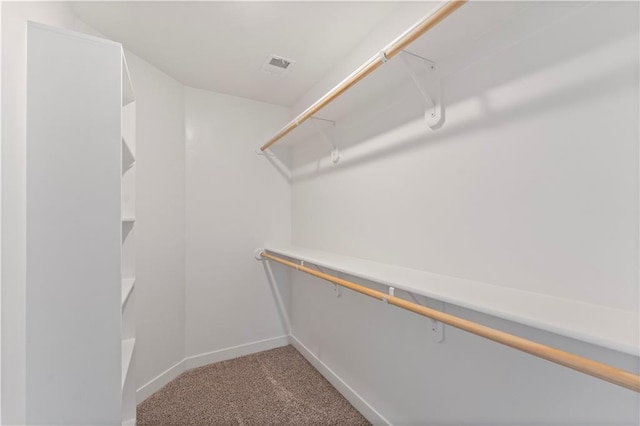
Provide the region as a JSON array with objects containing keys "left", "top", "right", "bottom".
[
  {"left": 409, "top": 292, "right": 445, "bottom": 343},
  {"left": 399, "top": 51, "right": 444, "bottom": 130},
  {"left": 310, "top": 116, "right": 340, "bottom": 164}
]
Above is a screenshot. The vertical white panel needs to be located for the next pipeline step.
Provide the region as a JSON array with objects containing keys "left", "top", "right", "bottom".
[
  {"left": 26, "top": 22, "right": 121, "bottom": 425},
  {"left": 0, "top": 3, "right": 3, "bottom": 422},
  {"left": 121, "top": 56, "right": 136, "bottom": 424},
  {"left": 2, "top": 4, "right": 81, "bottom": 424}
]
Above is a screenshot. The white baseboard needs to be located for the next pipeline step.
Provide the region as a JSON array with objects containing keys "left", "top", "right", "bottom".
[
  {"left": 136, "top": 358, "right": 186, "bottom": 403},
  {"left": 184, "top": 335, "right": 290, "bottom": 370},
  {"left": 137, "top": 336, "right": 289, "bottom": 403},
  {"left": 137, "top": 335, "right": 289, "bottom": 403},
  {"left": 289, "top": 334, "right": 390, "bottom": 426}
]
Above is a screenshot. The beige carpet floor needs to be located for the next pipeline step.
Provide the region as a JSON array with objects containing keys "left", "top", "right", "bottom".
[{"left": 137, "top": 345, "right": 370, "bottom": 426}]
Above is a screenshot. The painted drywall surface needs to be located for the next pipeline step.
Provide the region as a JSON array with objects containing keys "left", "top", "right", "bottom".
[
  {"left": 290, "top": 1, "right": 440, "bottom": 118},
  {"left": 184, "top": 87, "right": 291, "bottom": 358},
  {"left": 288, "top": 1, "right": 639, "bottom": 424},
  {"left": 125, "top": 52, "right": 187, "bottom": 393},
  {"left": 1, "top": 4, "right": 89, "bottom": 423},
  {"left": 288, "top": 271, "right": 639, "bottom": 425}
]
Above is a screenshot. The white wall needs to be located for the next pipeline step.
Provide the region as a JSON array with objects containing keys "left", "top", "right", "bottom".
[
  {"left": 290, "top": 2, "right": 441, "bottom": 119},
  {"left": 287, "top": 1, "right": 639, "bottom": 424},
  {"left": 1, "top": 4, "right": 88, "bottom": 423},
  {"left": 184, "top": 87, "right": 291, "bottom": 364},
  {"left": 125, "top": 53, "right": 187, "bottom": 395}
]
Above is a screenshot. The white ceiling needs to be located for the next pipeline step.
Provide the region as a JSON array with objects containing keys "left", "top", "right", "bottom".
[{"left": 72, "top": 1, "right": 402, "bottom": 106}]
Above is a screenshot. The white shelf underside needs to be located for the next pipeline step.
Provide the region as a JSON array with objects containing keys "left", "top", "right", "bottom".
[
  {"left": 264, "top": 245, "right": 639, "bottom": 356},
  {"left": 122, "top": 138, "right": 136, "bottom": 169},
  {"left": 121, "top": 338, "right": 135, "bottom": 389},
  {"left": 122, "top": 278, "right": 135, "bottom": 308}
]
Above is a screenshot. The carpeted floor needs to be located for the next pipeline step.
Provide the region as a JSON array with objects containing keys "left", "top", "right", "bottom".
[{"left": 137, "top": 345, "right": 370, "bottom": 425}]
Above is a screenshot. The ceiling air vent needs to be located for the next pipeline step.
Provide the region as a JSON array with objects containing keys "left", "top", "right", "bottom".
[{"left": 261, "top": 55, "right": 295, "bottom": 76}]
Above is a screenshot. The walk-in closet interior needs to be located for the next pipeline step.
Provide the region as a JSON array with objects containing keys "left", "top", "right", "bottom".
[{"left": 2, "top": 1, "right": 639, "bottom": 425}]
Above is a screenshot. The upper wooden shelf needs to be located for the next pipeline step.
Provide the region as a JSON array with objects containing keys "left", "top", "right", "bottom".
[{"left": 264, "top": 245, "right": 639, "bottom": 356}]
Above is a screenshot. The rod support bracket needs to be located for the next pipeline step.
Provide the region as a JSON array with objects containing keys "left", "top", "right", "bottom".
[
  {"left": 254, "top": 248, "right": 265, "bottom": 261},
  {"left": 408, "top": 292, "right": 445, "bottom": 343},
  {"left": 330, "top": 149, "right": 341, "bottom": 164},
  {"left": 310, "top": 117, "right": 340, "bottom": 164},
  {"left": 334, "top": 284, "right": 342, "bottom": 298},
  {"left": 398, "top": 51, "right": 444, "bottom": 130},
  {"left": 427, "top": 299, "right": 445, "bottom": 343}
]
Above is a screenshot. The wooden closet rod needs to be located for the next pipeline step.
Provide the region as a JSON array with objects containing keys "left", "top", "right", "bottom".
[
  {"left": 259, "top": 0, "right": 467, "bottom": 152},
  {"left": 260, "top": 251, "right": 640, "bottom": 393}
]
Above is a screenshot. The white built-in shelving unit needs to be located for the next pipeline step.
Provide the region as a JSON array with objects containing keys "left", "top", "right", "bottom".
[
  {"left": 121, "top": 56, "right": 137, "bottom": 426},
  {"left": 26, "top": 21, "right": 136, "bottom": 425}
]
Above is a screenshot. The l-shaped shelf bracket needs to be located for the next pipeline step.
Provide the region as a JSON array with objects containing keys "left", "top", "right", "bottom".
[
  {"left": 398, "top": 51, "right": 444, "bottom": 130},
  {"left": 309, "top": 116, "right": 340, "bottom": 164},
  {"left": 382, "top": 285, "right": 443, "bottom": 343},
  {"left": 408, "top": 291, "right": 445, "bottom": 343}
]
